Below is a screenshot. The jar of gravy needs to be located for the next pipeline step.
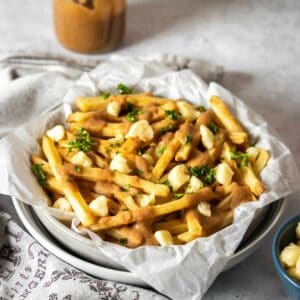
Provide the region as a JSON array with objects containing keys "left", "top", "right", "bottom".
[{"left": 53, "top": 0, "right": 126, "bottom": 54}]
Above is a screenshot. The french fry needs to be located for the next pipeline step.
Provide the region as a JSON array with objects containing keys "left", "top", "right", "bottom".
[
  {"left": 152, "top": 220, "right": 188, "bottom": 235},
  {"left": 177, "top": 208, "right": 204, "bottom": 242},
  {"left": 240, "top": 164, "right": 265, "bottom": 196},
  {"left": 210, "top": 96, "right": 246, "bottom": 135},
  {"left": 89, "top": 188, "right": 214, "bottom": 231},
  {"left": 42, "top": 136, "right": 96, "bottom": 227}
]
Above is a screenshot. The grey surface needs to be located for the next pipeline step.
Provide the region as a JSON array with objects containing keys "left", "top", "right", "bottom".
[{"left": 0, "top": 0, "right": 300, "bottom": 299}]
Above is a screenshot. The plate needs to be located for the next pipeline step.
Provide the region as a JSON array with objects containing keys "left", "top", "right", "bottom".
[{"left": 13, "top": 197, "right": 286, "bottom": 287}]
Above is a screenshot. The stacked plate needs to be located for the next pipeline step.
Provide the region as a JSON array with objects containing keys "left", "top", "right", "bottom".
[{"left": 13, "top": 197, "right": 286, "bottom": 287}]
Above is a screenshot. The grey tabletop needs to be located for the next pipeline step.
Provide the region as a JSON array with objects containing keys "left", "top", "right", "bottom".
[{"left": 1, "top": 0, "right": 300, "bottom": 299}]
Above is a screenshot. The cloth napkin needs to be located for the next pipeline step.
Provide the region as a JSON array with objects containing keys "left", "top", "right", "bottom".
[
  {"left": 0, "top": 54, "right": 224, "bottom": 299},
  {"left": 0, "top": 211, "right": 166, "bottom": 300}
]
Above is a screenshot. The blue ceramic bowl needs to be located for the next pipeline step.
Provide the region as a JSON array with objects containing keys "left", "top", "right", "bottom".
[{"left": 272, "top": 215, "right": 300, "bottom": 300}]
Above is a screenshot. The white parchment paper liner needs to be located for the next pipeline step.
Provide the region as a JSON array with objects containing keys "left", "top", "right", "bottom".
[{"left": 0, "top": 58, "right": 299, "bottom": 300}]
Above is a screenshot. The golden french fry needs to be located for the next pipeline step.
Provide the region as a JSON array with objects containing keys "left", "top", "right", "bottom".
[
  {"left": 210, "top": 96, "right": 246, "bottom": 135},
  {"left": 42, "top": 136, "right": 96, "bottom": 227},
  {"left": 152, "top": 220, "right": 188, "bottom": 235},
  {"left": 240, "top": 164, "right": 265, "bottom": 196}
]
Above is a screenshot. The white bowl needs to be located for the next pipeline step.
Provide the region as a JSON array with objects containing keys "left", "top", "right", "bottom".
[
  {"left": 28, "top": 198, "right": 286, "bottom": 271},
  {"left": 13, "top": 197, "right": 286, "bottom": 286}
]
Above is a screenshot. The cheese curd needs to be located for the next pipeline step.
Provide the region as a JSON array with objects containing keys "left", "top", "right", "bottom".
[
  {"left": 71, "top": 151, "right": 93, "bottom": 167},
  {"left": 126, "top": 120, "right": 154, "bottom": 142},
  {"left": 154, "top": 230, "right": 173, "bottom": 246},
  {"left": 89, "top": 196, "right": 109, "bottom": 217},
  {"left": 168, "top": 164, "right": 190, "bottom": 192},
  {"left": 107, "top": 101, "right": 121, "bottom": 117},
  {"left": 186, "top": 176, "right": 203, "bottom": 193},
  {"left": 47, "top": 125, "right": 65, "bottom": 142},
  {"left": 215, "top": 162, "right": 234, "bottom": 186},
  {"left": 136, "top": 192, "right": 156, "bottom": 207},
  {"left": 177, "top": 101, "right": 200, "bottom": 120},
  {"left": 200, "top": 125, "right": 214, "bottom": 150},
  {"left": 109, "top": 154, "right": 131, "bottom": 174},
  {"left": 197, "top": 202, "right": 211, "bottom": 217},
  {"left": 53, "top": 198, "right": 73, "bottom": 212},
  {"left": 280, "top": 243, "right": 300, "bottom": 267}
]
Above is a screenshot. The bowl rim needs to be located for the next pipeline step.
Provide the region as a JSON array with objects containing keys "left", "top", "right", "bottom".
[{"left": 272, "top": 214, "right": 300, "bottom": 289}]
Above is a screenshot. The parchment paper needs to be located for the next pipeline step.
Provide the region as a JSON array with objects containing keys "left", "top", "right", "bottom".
[{"left": 0, "top": 58, "right": 299, "bottom": 300}]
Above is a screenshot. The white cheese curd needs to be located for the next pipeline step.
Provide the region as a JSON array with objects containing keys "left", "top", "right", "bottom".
[
  {"left": 168, "top": 164, "right": 190, "bottom": 192},
  {"left": 154, "top": 230, "right": 173, "bottom": 246},
  {"left": 280, "top": 243, "right": 300, "bottom": 267},
  {"left": 53, "top": 198, "right": 73, "bottom": 212},
  {"left": 177, "top": 101, "right": 200, "bottom": 120},
  {"left": 215, "top": 162, "right": 234, "bottom": 186},
  {"left": 89, "top": 196, "right": 109, "bottom": 217},
  {"left": 126, "top": 120, "right": 154, "bottom": 142},
  {"left": 186, "top": 176, "right": 203, "bottom": 193},
  {"left": 197, "top": 202, "right": 211, "bottom": 217},
  {"left": 71, "top": 151, "right": 93, "bottom": 167},
  {"left": 200, "top": 125, "right": 214, "bottom": 150},
  {"left": 46, "top": 125, "right": 65, "bottom": 142},
  {"left": 109, "top": 154, "right": 131, "bottom": 174},
  {"left": 107, "top": 101, "right": 121, "bottom": 117},
  {"left": 136, "top": 192, "right": 156, "bottom": 207}
]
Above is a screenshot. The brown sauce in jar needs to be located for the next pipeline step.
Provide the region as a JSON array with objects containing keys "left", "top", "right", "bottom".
[{"left": 54, "top": 0, "right": 126, "bottom": 53}]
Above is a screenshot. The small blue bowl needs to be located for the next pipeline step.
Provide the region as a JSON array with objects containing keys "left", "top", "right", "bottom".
[{"left": 272, "top": 214, "right": 300, "bottom": 300}]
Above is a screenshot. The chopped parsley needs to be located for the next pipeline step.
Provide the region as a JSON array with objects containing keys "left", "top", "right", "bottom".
[
  {"left": 104, "top": 147, "right": 110, "bottom": 155},
  {"left": 165, "top": 110, "right": 181, "bottom": 120},
  {"left": 184, "top": 135, "right": 193, "bottom": 145},
  {"left": 100, "top": 92, "right": 110, "bottom": 100},
  {"left": 158, "top": 146, "right": 166, "bottom": 155},
  {"left": 31, "top": 164, "right": 47, "bottom": 187},
  {"left": 67, "top": 127, "right": 96, "bottom": 153},
  {"left": 230, "top": 149, "right": 249, "bottom": 166},
  {"left": 110, "top": 141, "right": 121, "bottom": 148},
  {"left": 119, "top": 238, "right": 128, "bottom": 245},
  {"left": 208, "top": 123, "right": 219, "bottom": 134},
  {"left": 159, "top": 124, "right": 175, "bottom": 135},
  {"left": 126, "top": 108, "right": 143, "bottom": 123},
  {"left": 174, "top": 193, "right": 185, "bottom": 199},
  {"left": 117, "top": 83, "right": 132, "bottom": 95},
  {"left": 188, "top": 164, "right": 215, "bottom": 185},
  {"left": 74, "top": 166, "right": 82, "bottom": 173}
]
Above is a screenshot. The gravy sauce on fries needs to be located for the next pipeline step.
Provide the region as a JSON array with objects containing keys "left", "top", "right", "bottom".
[{"left": 31, "top": 85, "right": 270, "bottom": 248}]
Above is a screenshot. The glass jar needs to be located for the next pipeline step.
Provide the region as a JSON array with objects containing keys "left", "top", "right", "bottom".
[{"left": 53, "top": 0, "right": 126, "bottom": 54}]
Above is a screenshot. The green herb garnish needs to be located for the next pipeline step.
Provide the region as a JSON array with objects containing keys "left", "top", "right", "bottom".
[
  {"left": 174, "top": 193, "right": 185, "bottom": 199},
  {"left": 165, "top": 110, "right": 181, "bottom": 120},
  {"left": 158, "top": 146, "right": 166, "bottom": 156},
  {"left": 184, "top": 135, "right": 193, "bottom": 145},
  {"left": 104, "top": 147, "right": 110, "bottom": 155},
  {"left": 126, "top": 109, "right": 142, "bottom": 123},
  {"left": 117, "top": 84, "right": 132, "bottom": 95},
  {"left": 67, "top": 127, "right": 96, "bottom": 153},
  {"left": 159, "top": 124, "right": 176, "bottom": 135},
  {"left": 74, "top": 166, "right": 81, "bottom": 173},
  {"left": 188, "top": 164, "right": 215, "bottom": 185},
  {"left": 119, "top": 238, "right": 128, "bottom": 245},
  {"left": 230, "top": 149, "right": 249, "bottom": 166},
  {"left": 32, "top": 164, "right": 47, "bottom": 187},
  {"left": 197, "top": 105, "right": 206, "bottom": 112},
  {"left": 100, "top": 92, "right": 110, "bottom": 100},
  {"left": 208, "top": 123, "right": 219, "bottom": 134}
]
